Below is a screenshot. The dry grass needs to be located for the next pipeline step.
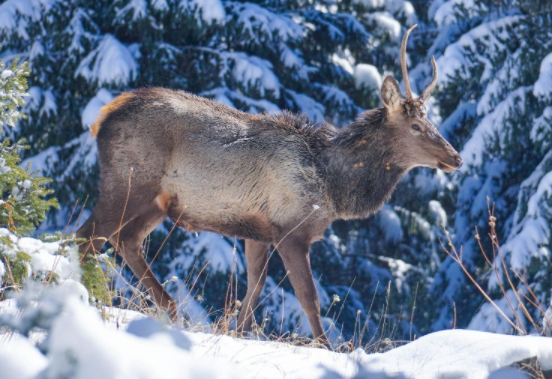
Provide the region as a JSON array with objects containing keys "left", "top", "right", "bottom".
[
  {"left": 441, "top": 200, "right": 552, "bottom": 378},
  {"left": 442, "top": 202, "right": 551, "bottom": 336}
]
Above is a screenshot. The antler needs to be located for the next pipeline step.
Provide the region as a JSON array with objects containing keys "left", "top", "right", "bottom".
[
  {"left": 401, "top": 24, "right": 417, "bottom": 101},
  {"left": 418, "top": 56, "right": 438, "bottom": 102}
]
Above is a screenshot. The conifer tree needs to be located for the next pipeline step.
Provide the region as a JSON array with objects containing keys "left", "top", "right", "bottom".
[
  {"left": 0, "top": 0, "right": 469, "bottom": 340},
  {"left": 412, "top": 0, "right": 552, "bottom": 333},
  {"left": 0, "top": 56, "right": 59, "bottom": 290}
]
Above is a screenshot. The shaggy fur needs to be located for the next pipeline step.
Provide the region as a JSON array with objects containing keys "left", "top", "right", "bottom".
[{"left": 77, "top": 87, "right": 461, "bottom": 345}]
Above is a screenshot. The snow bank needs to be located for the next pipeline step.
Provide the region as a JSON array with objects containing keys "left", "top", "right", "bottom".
[
  {"left": 0, "top": 228, "right": 78, "bottom": 282},
  {"left": 46, "top": 297, "right": 234, "bottom": 379},
  {"left": 0, "top": 333, "right": 48, "bottom": 379},
  {"left": 355, "top": 329, "right": 552, "bottom": 378},
  {"left": 0, "top": 294, "right": 236, "bottom": 379},
  {"left": 2, "top": 288, "right": 551, "bottom": 379}
]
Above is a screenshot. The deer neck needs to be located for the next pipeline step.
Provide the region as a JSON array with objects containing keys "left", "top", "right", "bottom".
[{"left": 324, "top": 121, "right": 406, "bottom": 220}]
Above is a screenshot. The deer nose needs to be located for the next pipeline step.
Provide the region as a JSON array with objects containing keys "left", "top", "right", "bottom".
[{"left": 454, "top": 155, "right": 463, "bottom": 168}]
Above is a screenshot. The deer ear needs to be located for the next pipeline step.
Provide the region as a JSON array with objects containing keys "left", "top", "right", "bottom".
[{"left": 381, "top": 76, "right": 402, "bottom": 112}]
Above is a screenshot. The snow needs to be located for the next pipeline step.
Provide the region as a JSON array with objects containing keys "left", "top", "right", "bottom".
[
  {"left": 533, "top": 52, "right": 552, "bottom": 100},
  {"left": 545, "top": 301, "right": 552, "bottom": 337},
  {"left": 365, "top": 12, "right": 401, "bottom": 39},
  {"left": 428, "top": 200, "right": 447, "bottom": 228},
  {"left": 29, "top": 41, "right": 44, "bottom": 60},
  {"left": 152, "top": 0, "right": 169, "bottom": 11},
  {"left": 177, "top": 0, "right": 225, "bottom": 24},
  {"left": 354, "top": 330, "right": 552, "bottom": 378},
  {"left": 531, "top": 106, "right": 552, "bottom": 151},
  {"left": 287, "top": 89, "right": 326, "bottom": 122},
  {"left": 46, "top": 297, "right": 234, "bottom": 379},
  {"left": 468, "top": 289, "right": 527, "bottom": 334},
  {"left": 279, "top": 45, "right": 314, "bottom": 80},
  {"left": 163, "top": 232, "right": 243, "bottom": 323},
  {"left": 437, "top": 16, "right": 521, "bottom": 87},
  {"left": 376, "top": 205, "right": 402, "bottom": 242},
  {"left": 0, "top": 333, "right": 48, "bottom": 379},
  {"left": 229, "top": 53, "right": 281, "bottom": 99},
  {"left": 0, "top": 157, "right": 11, "bottom": 174},
  {"left": 459, "top": 87, "right": 529, "bottom": 168},
  {"left": 2, "top": 289, "right": 552, "bottom": 379},
  {"left": 351, "top": 0, "right": 384, "bottom": 8},
  {"left": 0, "top": 0, "right": 57, "bottom": 39},
  {"left": 0, "top": 259, "right": 5, "bottom": 283},
  {"left": 38, "top": 89, "right": 57, "bottom": 117},
  {"left": 20, "top": 145, "right": 60, "bottom": 176},
  {"left": 181, "top": 232, "right": 243, "bottom": 274},
  {"left": 354, "top": 64, "right": 382, "bottom": 90},
  {"left": 434, "top": 0, "right": 482, "bottom": 27},
  {"left": 116, "top": 0, "right": 148, "bottom": 22},
  {"left": 332, "top": 53, "right": 354, "bottom": 75},
  {"left": 0, "top": 228, "right": 78, "bottom": 282},
  {"left": 75, "top": 34, "right": 138, "bottom": 87},
  {"left": 81, "top": 88, "right": 113, "bottom": 130},
  {"left": 230, "top": 2, "right": 303, "bottom": 43}
]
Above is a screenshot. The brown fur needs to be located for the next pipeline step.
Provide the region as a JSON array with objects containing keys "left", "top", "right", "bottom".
[
  {"left": 154, "top": 193, "right": 173, "bottom": 212},
  {"left": 77, "top": 26, "right": 461, "bottom": 348},
  {"left": 77, "top": 84, "right": 461, "bottom": 348},
  {"left": 90, "top": 92, "right": 135, "bottom": 138}
]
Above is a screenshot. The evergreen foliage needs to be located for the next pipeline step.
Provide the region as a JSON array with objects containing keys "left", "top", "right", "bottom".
[
  {"left": 407, "top": 0, "right": 552, "bottom": 333},
  {"left": 0, "top": 56, "right": 60, "bottom": 292},
  {"left": 1, "top": 0, "right": 551, "bottom": 342}
]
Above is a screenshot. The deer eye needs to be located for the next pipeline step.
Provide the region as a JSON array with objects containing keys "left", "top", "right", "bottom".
[{"left": 411, "top": 124, "right": 421, "bottom": 132}]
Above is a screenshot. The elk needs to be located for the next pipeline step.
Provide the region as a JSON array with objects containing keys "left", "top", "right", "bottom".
[{"left": 77, "top": 24, "right": 462, "bottom": 346}]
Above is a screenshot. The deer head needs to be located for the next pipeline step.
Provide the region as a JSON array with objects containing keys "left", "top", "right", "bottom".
[{"left": 380, "top": 25, "right": 462, "bottom": 173}]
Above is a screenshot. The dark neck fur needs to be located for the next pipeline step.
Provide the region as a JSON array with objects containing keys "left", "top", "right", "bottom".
[{"left": 324, "top": 107, "right": 406, "bottom": 219}]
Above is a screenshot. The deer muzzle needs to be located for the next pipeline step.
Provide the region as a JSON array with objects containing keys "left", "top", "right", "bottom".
[{"left": 437, "top": 153, "right": 463, "bottom": 173}]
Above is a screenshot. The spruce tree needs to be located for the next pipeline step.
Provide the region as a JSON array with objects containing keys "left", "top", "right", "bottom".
[
  {"left": 0, "top": 0, "right": 468, "bottom": 340},
  {"left": 412, "top": 0, "right": 552, "bottom": 333},
  {"left": 0, "top": 56, "right": 59, "bottom": 291}
]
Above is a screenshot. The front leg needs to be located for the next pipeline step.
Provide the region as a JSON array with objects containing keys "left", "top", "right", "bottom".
[{"left": 275, "top": 235, "right": 329, "bottom": 347}]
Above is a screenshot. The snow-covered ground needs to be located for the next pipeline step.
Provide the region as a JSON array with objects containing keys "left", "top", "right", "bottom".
[
  {"left": 1, "top": 287, "right": 551, "bottom": 379},
  {"left": 1, "top": 228, "right": 552, "bottom": 378}
]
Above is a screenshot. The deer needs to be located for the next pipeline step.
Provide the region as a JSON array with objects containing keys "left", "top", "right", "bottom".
[{"left": 77, "top": 24, "right": 462, "bottom": 347}]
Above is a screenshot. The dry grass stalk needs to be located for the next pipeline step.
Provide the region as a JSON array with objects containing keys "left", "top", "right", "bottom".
[{"left": 443, "top": 201, "right": 552, "bottom": 336}]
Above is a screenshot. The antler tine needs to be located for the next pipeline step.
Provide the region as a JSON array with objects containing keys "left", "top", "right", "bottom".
[
  {"left": 418, "top": 56, "right": 438, "bottom": 102},
  {"left": 401, "top": 24, "right": 417, "bottom": 101}
]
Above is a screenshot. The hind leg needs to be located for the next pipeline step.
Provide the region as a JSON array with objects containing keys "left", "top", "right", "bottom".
[
  {"left": 110, "top": 201, "right": 177, "bottom": 319},
  {"left": 236, "top": 240, "right": 270, "bottom": 334},
  {"left": 76, "top": 185, "right": 158, "bottom": 258}
]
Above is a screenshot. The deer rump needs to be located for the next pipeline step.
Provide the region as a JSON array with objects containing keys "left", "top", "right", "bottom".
[
  {"left": 94, "top": 88, "right": 330, "bottom": 243},
  {"left": 79, "top": 88, "right": 339, "bottom": 345}
]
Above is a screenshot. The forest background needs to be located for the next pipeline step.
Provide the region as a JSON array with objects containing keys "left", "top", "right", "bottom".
[{"left": 1, "top": 0, "right": 551, "bottom": 342}]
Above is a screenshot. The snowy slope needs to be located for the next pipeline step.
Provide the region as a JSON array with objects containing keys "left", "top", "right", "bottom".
[
  {"left": 0, "top": 230, "right": 550, "bottom": 378},
  {"left": 1, "top": 293, "right": 551, "bottom": 379}
]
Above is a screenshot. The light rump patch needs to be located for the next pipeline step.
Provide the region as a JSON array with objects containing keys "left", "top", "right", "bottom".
[
  {"left": 154, "top": 193, "right": 173, "bottom": 212},
  {"left": 90, "top": 92, "right": 134, "bottom": 138}
]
